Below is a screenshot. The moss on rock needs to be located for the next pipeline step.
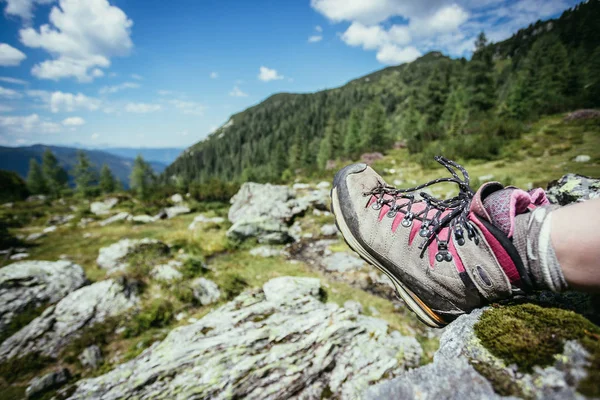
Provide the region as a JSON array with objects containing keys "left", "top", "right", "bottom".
[{"left": 474, "top": 303, "right": 600, "bottom": 397}]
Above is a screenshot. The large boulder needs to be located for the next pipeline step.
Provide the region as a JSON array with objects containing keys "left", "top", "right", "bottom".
[
  {"left": 0, "top": 260, "right": 87, "bottom": 334},
  {"left": 227, "top": 217, "right": 293, "bottom": 244},
  {"left": 26, "top": 368, "right": 70, "bottom": 399},
  {"left": 547, "top": 174, "right": 600, "bottom": 205},
  {"left": 99, "top": 212, "right": 131, "bottom": 226},
  {"left": 228, "top": 182, "right": 296, "bottom": 224},
  {"left": 0, "top": 278, "right": 139, "bottom": 361},
  {"left": 69, "top": 277, "right": 421, "bottom": 400},
  {"left": 90, "top": 198, "right": 118, "bottom": 216},
  {"left": 365, "top": 305, "right": 597, "bottom": 400},
  {"left": 96, "top": 238, "right": 170, "bottom": 274}
]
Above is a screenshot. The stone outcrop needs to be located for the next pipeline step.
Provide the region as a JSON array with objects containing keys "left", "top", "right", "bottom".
[
  {"left": 0, "top": 260, "right": 87, "bottom": 334},
  {"left": 90, "top": 198, "right": 118, "bottom": 216},
  {"left": 365, "top": 306, "right": 595, "bottom": 400},
  {"left": 0, "top": 278, "right": 139, "bottom": 361},
  {"left": 190, "top": 277, "right": 221, "bottom": 305},
  {"left": 26, "top": 368, "right": 70, "bottom": 399},
  {"left": 69, "top": 277, "right": 421, "bottom": 400},
  {"left": 547, "top": 174, "right": 600, "bottom": 205},
  {"left": 96, "top": 238, "right": 170, "bottom": 274}
]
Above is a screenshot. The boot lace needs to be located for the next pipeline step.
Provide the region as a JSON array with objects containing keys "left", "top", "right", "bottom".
[{"left": 363, "top": 156, "right": 478, "bottom": 262}]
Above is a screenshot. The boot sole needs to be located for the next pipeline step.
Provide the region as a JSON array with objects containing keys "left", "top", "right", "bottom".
[{"left": 331, "top": 186, "right": 446, "bottom": 328}]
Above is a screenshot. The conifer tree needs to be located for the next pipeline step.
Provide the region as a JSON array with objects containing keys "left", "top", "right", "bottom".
[
  {"left": 73, "top": 151, "right": 97, "bottom": 197},
  {"left": 440, "top": 85, "right": 469, "bottom": 136},
  {"left": 130, "top": 155, "right": 154, "bottom": 199},
  {"left": 343, "top": 108, "right": 362, "bottom": 159},
  {"left": 41, "top": 149, "right": 68, "bottom": 198},
  {"left": 99, "top": 164, "right": 116, "bottom": 193},
  {"left": 467, "top": 32, "right": 496, "bottom": 113},
  {"left": 317, "top": 116, "right": 341, "bottom": 169},
  {"left": 360, "top": 100, "right": 388, "bottom": 153},
  {"left": 401, "top": 96, "right": 425, "bottom": 154},
  {"left": 424, "top": 66, "right": 450, "bottom": 126},
  {"left": 27, "top": 159, "right": 47, "bottom": 195}
]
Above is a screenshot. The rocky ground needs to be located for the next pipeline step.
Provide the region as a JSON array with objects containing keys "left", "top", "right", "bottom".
[{"left": 1, "top": 138, "right": 600, "bottom": 399}]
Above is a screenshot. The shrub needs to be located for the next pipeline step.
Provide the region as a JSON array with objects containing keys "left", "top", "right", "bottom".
[
  {"left": 124, "top": 300, "right": 174, "bottom": 338},
  {"left": 220, "top": 273, "right": 249, "bottom": 300},
  {"left": 0, "top": 170, "right": 29, "bottom": 203}
]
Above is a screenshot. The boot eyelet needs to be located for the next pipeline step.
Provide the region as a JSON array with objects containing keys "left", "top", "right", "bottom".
[
  {"left": 372, "top": 202, "right": 382, "bottom": 210},
  {"left": 435, "top": 253, "right": 444, "bottom": 262},
  {"left": 401, "top": 218, "right": 412, "bottom": 227},
  {"left": 387, "top": 210, "right": 397, "bottom": 218},
  {"left": 419, "top": 227, "right": 429, "bottom": 237}
]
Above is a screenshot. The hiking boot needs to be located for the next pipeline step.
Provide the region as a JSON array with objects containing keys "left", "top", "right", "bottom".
[{"left": 330, "top": 156, "right": 561, "bottom": 327}]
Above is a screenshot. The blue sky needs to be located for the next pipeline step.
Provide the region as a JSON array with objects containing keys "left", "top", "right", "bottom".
[{"left": 0, "top": 0, "right": 581, "bottom": 148}]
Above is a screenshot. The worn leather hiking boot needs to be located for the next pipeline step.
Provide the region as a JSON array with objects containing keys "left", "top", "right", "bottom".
[{"left": 330, "top": 156, "right": 562, "bottom": 328}]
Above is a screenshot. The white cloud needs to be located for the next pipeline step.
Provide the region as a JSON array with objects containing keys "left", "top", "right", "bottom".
[
  {"left": 376, "top": 44, "right": 421, "bottom": 65},
  {"left": 410, "top": 4, "right": 469, "bottom": 36},
  {"left": 0, "top": 113, "right": 61, "bottom": 134},
  {"left": 125, "top": 102, "right": 161, "bottom": 113},
  {"left": 258, "top": 66, "right": 284, "bottom": 82},
  {"left": 310, "top": 0, "right": 439, "bottom": 25},
  {"left": 308, "top": 35, "right": 323, "bottom": 43},
  {"left": 341, "top": 22, "right": 390, "bottom": 50},
  {"left": 0, "top": 86, "right": 23, "bottom": 99},
  {"left": 3, "top": 0, "right": 55, "bottom": 22},
  {"left": 170, "top": 100, "right": 205, "bottom": 116},
  {"left": 315, "top": 25, "right": 323, "bottom": 32},
  {"left": 91, "top": 132, "right": 99, "bottom": 139},
  {"left": 0, "top": 105, "right": 14, "bottom": 112},
  {"left": 62, "top": 116, "right": 84, "bottom": 126},
  {"left": 0, "top": 43, "right": 27, "bottom": 66},
  {"left": 210, "top": 72, "right": 219, "bottom": 79},
  {"left": 49, "top": 91, "right": 100, "bottom": 112},
  {"left": 229, "top": 86, "right": 248, "bottom": 97},
  {"left": 131, "top": 73, "right": 142, "bottom": 80},
  {"left": 19, "top": 0, "right": 133, "bottom": 82},
  {"left": 0, "top": 76, "right": 29, "bottom": 85},
  {"left": 99, "top": 81, "right": 140, "bottom": 95},
  {"left": 157, "top": 90, "right": 173, "bottom": 96}
]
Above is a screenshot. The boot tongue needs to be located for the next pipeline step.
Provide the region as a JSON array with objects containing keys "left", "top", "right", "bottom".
[{"left": 470, "top": 182, "right": 550, "bottom": 238}]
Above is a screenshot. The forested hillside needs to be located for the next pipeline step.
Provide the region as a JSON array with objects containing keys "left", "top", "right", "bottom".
[{"left": 164, "top": 0, "right": 600, "bottom": 185}]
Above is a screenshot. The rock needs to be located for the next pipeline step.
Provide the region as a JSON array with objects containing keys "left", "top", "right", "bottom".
[
  {"left": 0, "top": 278, "right": 138, "bottom": 361},
  {"left": 191, "top": 277, "right": 221, "bottom": 305},
  {"left": 343, "top": 300, "right": 363, "bottom": 315},
  {"left": 26, "top": 368, "right": 70, "bottom": 399},
  {"left": 227, "top": 217, "right": 293, "bottom": 244},
  {"left": 228, "top": 182, "right": 296, "bottom": 224},
  {"left": 564, "top": 109, "right": 600, "bottom": 121},
  {"left": 320, "top": 224, "right": 338, "bottom": 237},
  {"left": 78, "top": 217, "right": 95, "bottom": 228},
  {"left": 154, "top": 209, "right": 168, "bottom": 220},
  {"left": 90, "top": 198, "right": 118, "bottom": 216},
  {"left": 0, "top": 260, "right": 86, "bottom": 334},
  {"left": 99, "top": 211, "right": 131, "bottom": 226},
  {"left": 361, "top": 152, "right": 384, "bottom": 165},
  {"left": 188, "top": 214, "right": 226, "bottom": 230},
  {"left": 79, "top": 345, "right": 103, "bottom": 370},
  {"left": 573, "top": 154, "right": 591, "bottom": 163},
  {"left": 151, "top": 260, "right": 183, "bottom": 282},
  {"left": 42, "top": 225, "right": 57, "bottom": 234},
  {"left": 9, "top": 252, "right": 29, "bottom": 260},
  {"left": 366, "top": 307, "right": 594, "bottom": 400},
  {"left": 48, "top": 214, "right": 75, "bottom": 226},
  {"left": 26, "top": 195, "right": 47, "bottom": 202},
  {"left": 249, "top": 245, "right": 282, "bottom": 257},
  {"left": 323, "top": 252, "right": 366, "bottom": 272},
  {"left": 97, "top": 238, "right": 169, "bottom": 274},
  {"left": 292, "top": 183, "right": 311, "bottom": 190},
  {"left": 478, "top": 174, "right": 495, "bottom": 181},
  {"left": 170, "top": 193, "right": 184, "bottom": 203},
  {"left": 131, "top": 214, "right": 155, "bottom": 223},
  {"left": 26, "top": 232, "right": 46, "bottom": 242},
  {"left": 2, "top": 202, "right": 13, "bottom": 208},
  {"left": 317, "top": 181, "right": 331, "bottom": 189},
  {"left": 546, "top": 174, "right": 600, "bottom": 205},
  {"left": 165, "top": 205, "right": 191, "bottom": 219},
  {"left": 69, "top": 277, "right": 421, "bottom": 400}
]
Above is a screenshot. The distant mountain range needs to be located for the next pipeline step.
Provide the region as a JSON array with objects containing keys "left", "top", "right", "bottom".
[
  {"left": 0, "top": 145, "right": 167, "bottom": 188},
  {"left": 96, "top": 147, "right": 184, "bottom": 165}
]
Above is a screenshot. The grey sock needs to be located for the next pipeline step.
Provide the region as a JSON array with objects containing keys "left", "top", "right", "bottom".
[{"left": 513, "top": 205, "right": 568, "bottom": 292}]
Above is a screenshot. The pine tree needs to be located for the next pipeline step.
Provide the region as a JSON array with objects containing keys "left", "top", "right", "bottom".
[
  {"left": 360, "top": 100, "right": 388, "bottom": 153},
  {"left": 41, "top": 149, "right": 68, "bottom": 198},
  {"left": 73, "top": 151, "right": 97, "bottom": 197},
  {"left": 467, "top": 32, "right": 496, "bottom": 113},
  {"left": 99, "top": 164, "right": 116, "bottom": 194},
  {"left": 440, "top": 85, "right": 469, "bottom": 136},
  {"left": 317, "top": 116, "right": 341, "bottom": 169},
  {"left": 424, "top": 65, "right": 450, "bottom": 126},
  {"left": 343, "top": 108, "right": 362, "bottom": 159},
  {"left": 130, "top": 155, "right": 155, "bottom": 199},
  {"left": 401, "top": 96, "right": 425, "bottom": 154},
  {"left": 27, "top": 159, "right": 47, "bottom": 195}
]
